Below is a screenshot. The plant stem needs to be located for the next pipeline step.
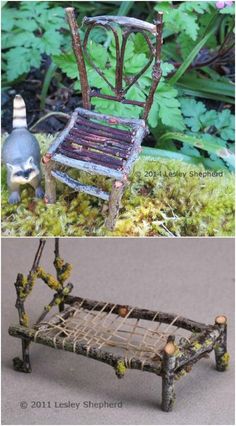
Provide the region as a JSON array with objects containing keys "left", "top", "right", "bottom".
[
  {"left": 29, "top": 112, "right": 70, "bottom": 131},
  {"left": 40, "top": 62, "right": 57, "bottom": 111}
]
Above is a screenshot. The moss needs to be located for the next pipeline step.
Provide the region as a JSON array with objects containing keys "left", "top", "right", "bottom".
[
  {"left": 54, "top": 257, "right": 72, "bottom": 284},
  {"left": 205, "top": 339, "right": 213, "bottom": 346},
  {"left": 62, "top": 286, "right": 71, "bottom": 295},
  {"left": 36, "top": 267, "right": 61, "bottom": 291},
  {"left": 174, "top": 347, "right": 181, "bottom": 357},
  {"left": 214, "top": 343, "right": 220, "bottom": 351},
  {"left": 219, "top": 352, "right": 230, "bottom": 369},
  {"left": 54, "top": 257, "right": 64, "bottom": 270},
  {"left": 21, "top": 312, "right": 29, "bottom": 327},
  {"left": 58, "top": 264, "right": 72, "bottom": 283},
  {"left": 1, "top": 134, "right": 234, "bottom": 237},
  {"left": 174, "top": 368, "right": 187, "bottom": 381},
  {"left": 193, "top": 342, "right": 202, "bottom": 351},
  {"left": 18, "top": 274, "right": 36, "bottom": 300},
  {"left": 44, "top": 304, "right": 52, "bottom": 313},
  {"left": 115, "top": 360, "right": 127, "bottom": 378},
  {"left": 19, "top": 288, "right": 27, "bottom": 300}
]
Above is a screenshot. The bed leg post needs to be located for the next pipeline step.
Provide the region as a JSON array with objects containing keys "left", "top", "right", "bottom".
[
  {"left": 105, "top": 180, "right": 126, "bottom": 230},
  {"left": 214, "top": 315, "right": 229, "bottom": 372},
  {"left": 43, "top": 156, "right": 56, "bottom": 204},
  {"left": 161, "top": 342, "right": 176, "bottom": 412},
  {"left": 59, "top": 302, "right": 65, "bottom": 312},
  {"left": 13, "top": 340, "right": 32, "bottom": 373},
  {"left": 13, "top": 273, "right": 33, "bottom": 373}
]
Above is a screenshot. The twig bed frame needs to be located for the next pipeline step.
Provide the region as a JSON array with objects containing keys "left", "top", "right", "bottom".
[
  {"left": 43, "top": 8, "right": 163, "bottom": 230},
  {"left": 8, "top": 239, "right": 229, "bottom": 412}
]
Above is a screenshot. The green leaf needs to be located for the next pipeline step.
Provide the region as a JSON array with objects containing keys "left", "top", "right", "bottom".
[
  {"left": 177, "top": 87, "right": 234, "bottom": 104},
  {"left": 53, "top": 53, "right": 79, "bottom": 79},
  {"left": 200, "top": 110, "right": 218, "bottom": 128},
  {"left": 219, "top": 5, "right": 235, "bottom": 15},
  {"left": 179, "top": 12, "right": 199, "bottom": 40},
  {"left": 37, "top": 30, "right": 63, "bottom": 55},
  {"left": 125, "top": 53, "right": 148, "bottom": 74},
  {"left": 116, "top": 1, "right": 134, "bottom": 16},
  {"left": 126, "top": 85, "right": 146, "bottom": 102},
  {"left": 30, "top": 49, "right": 42, "bottom": 69},
  {"left": 180, "top": 97, "right": 208, "bottom": 132},
  {"left": 1, "top": 7, "right": 16, "bottom": 31},
  {"left": 161, "top": 62, "right": 175, "bottom": 77},
  {"left": 20, "top": 1, "right": 48, "bottom": 16},
  {"left": 74, "top": 80, "right": 81, "bottom": 91},
  {"left": 177, "top": 74, "right": 235, "bottom": 99},
  {"left": 123, "top": 39, "right": 135, "bottom": 61},
  {"left": 5, "top": 47, "right": 32, "bottom": 81},
  {"left": 180, "top": 144, "right": 201, "bottom": 158},
  {"left": 88, "top": 42, "right": 108, "bottom": 68},
  {"left": 177, "top": 33, "right": 196, "bottom": 59},
  {"left": 88, "top": 68, "right": 108, "bottom": 89},
  {"left": 2, "top": 2, "right": 67, "bottom": 83},
  {"left": 149, "top": 83, "right": 185, "bottom": 130},
  {"left": 180, "top": 1, "right": 210, "bottom": 14},
  {"left": 214, "top": 109, "right": 235, "bottom": 141},
  {"left": 141, "top": 146, "right": 202, "bottom": 165},
  {"left": 169, "top": 15, "right": 220, "bottom": 85},
  {"left": 180, "top": 97, "right": 235, "bottom": 139},
  {"left": 155, "top": 2, "right": 200, "bottom": 40},
  {"left": 133, "top": 32, "right": 150, "bottom": 55},
  {"left": 15, "top": 18, "right": 38, "bottom": 31},
  {"left": 180, "top": 97, "right": 206, "bottom": 117},
  {"left": 3, "top": 31, "right": 37, "bottom": 48},
  {"left": 159, "top": 131, "right": 235, "bottom": 169}
]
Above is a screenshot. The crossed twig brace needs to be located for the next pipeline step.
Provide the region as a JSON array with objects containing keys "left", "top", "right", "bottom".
[
  {"left": 43, "top": 8, "right": 163, "bottom": 230},
  {"left": 9, "top": 239, "right": 229, "bottom": 411}
]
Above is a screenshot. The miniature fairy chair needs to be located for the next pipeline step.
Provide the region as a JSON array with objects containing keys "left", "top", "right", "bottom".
[{"left": 43, "top": 8, "right": 163, "bottom": 230}]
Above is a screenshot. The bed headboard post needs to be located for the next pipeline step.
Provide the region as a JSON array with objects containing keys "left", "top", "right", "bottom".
[{"left": 13, "top": 239, "right": 74, "bottom": 328}]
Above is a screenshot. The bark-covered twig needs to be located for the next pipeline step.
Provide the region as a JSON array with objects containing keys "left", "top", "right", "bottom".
[
  {"left": 214, "top": 315, "right": 229, "bottom": 372},
  {"left": 161, "top": 342, "right": 176, "bottom": 412}
]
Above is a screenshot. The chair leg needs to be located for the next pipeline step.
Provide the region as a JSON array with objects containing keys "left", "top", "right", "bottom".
[
  {"left": 214, "top": 315, "right": 229, "bottom": 372},
  {"left": 161, "top": 342, "right": 176, "bottom": 412},
  {"left": 43, "top": 159, "right": 56, "bottom": 204},
  {"left": 105, "top": 180, "right": 126, "bottom": 230},
  {"left": 13, "top": 340, "right": 31, "bottom": 373}
]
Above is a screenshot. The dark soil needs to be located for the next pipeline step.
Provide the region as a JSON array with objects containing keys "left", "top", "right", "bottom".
[{"left": 1, "top": 65, "right": 82, "bottom": 134}]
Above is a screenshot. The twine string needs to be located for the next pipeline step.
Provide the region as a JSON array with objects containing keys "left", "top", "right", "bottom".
[{"left": 34, "top": 303, "right": 185, "bottom": 365}]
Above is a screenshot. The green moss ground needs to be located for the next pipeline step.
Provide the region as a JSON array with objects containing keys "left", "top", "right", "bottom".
[{"left": 1, "top": 134, "right": 235, "bottom": 237}]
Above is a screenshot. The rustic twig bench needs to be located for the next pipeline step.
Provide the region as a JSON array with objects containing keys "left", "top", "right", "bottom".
[
  {"left": 43, "top": 9, "right": 163, "bottom": 230},
  {"left": 8, "top": 239, "right": 229, "bottom": 412}
]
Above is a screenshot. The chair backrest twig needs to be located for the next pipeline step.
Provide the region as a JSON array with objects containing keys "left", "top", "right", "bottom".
[{"left": 66, "top": 8, "right": 163, "bottom": 121}]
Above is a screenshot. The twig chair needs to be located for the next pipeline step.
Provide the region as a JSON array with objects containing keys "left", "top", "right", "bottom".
[{"left": 43, "top": 8, "right": 163, "bottom": 230}]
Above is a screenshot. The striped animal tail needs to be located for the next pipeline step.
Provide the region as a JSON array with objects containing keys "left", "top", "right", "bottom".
[{"left": 13, "top": 94, "right": 27, "bottom": 129}]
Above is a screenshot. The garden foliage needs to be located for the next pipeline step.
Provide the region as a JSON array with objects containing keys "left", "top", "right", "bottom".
[{"left": 1, "top": 1, "right": 235, "bottom": 171}]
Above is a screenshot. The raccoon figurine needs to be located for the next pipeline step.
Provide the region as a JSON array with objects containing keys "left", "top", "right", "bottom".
[{"left": 2, "top": 94, "right": 44, "bottom": 204}]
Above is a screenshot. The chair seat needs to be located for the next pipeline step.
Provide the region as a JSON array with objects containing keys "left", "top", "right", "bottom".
[{"left": 51, "top": 109, "right": 145, "bottom": 178}]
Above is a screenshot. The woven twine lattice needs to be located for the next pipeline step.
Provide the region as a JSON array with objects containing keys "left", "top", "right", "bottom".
[{"left": 34, "top": 301, "right": 191, "bottom": 366}]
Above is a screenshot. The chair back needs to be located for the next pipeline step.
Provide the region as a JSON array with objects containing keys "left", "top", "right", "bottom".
[{"left": 66, "top": 9, "right": 163, "bottom": 121}]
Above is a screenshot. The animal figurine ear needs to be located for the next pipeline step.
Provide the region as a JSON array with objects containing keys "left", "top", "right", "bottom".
[
  {"left": 25, "top": 156, "right": 34, "bottom": 167},
  {"left": 6, "top": 163, "right": 14, "bottom": 171}
]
